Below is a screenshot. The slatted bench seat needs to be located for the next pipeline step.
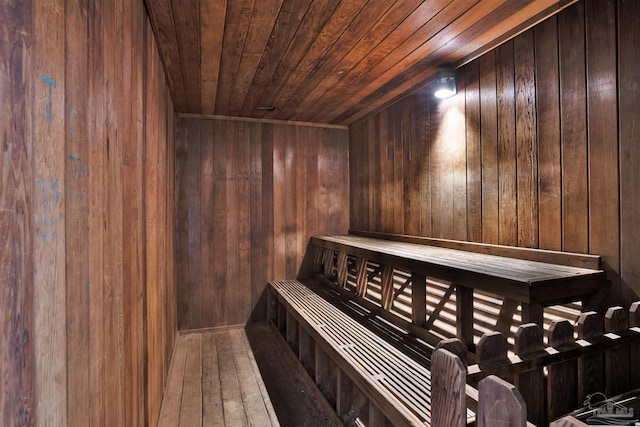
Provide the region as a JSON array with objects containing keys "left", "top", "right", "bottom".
[{"left": 267, "top": 278, "right": 476, "bottom": 426}]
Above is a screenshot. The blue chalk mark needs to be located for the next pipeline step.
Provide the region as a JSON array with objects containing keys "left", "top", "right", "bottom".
[
  {"left": 40, "top": 75, "right": 57, "bottom": 123},
  {"left": 40, "top": 75, "right": 57, "bottom": 87},
  {"left": 69, "top": 108, "right": 78, "bottom": 136},
  {"left": 68, "top": 154, "right": 80, "bottom": 161}
]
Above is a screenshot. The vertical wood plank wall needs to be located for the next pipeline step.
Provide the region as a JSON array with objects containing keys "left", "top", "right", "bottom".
[
  {"left": 349, "top": 0, "right": 640, "bottom": 306},
  {"left": 175, "top": 118, "right": 350, "bottom": 330},
  {"left": 0, "top": 0, "right": 177, "bottom": 426}
]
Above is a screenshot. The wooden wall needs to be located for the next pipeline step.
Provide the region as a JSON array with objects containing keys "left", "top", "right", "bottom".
[
  {"left": 0, "top": 1, "right": 176, "bottom": 426},
  {"left": 175, "top": 118, "right": 349, "bottom": 330},
  {"left": 349, "top": 0, "right": 640, "bottom": 306}
]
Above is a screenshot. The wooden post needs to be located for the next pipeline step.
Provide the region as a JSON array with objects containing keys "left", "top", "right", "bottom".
[
  {"left": 411, "top": 273, "right": 427, "bottom": 325},
  {"left": 547, "top": 320, "right": 577, "bottom": 420},
  {"left": 476, "top": 331, "right": 509, "bottom": 376},
  {"left": 337, "top": 370, "right": 367, "bottom": 425},
  {"left": 477, "top": 375, "right": 527, "bottom": 427},
  {"left": 456, "top": 284, "right": 474, "bottom": 349},
  {"left": 630, "top": 302, "right": 640, "bottom": 389},
  {"left": 286, "top": 311, "right": 298, "bottom": 356},
  {"left": 298, "top": 324, "right": 314, "bottom": 377},
  {"left": 368, "top": 401, "right": 389, "bottom": 427},
  {"left": 355, "top": 257, "right": 368, "bottom": 296},
  {"left": 277, "top": 302, "right": 286, "bottom": 334},
  {"left": 336, "top": 251, "right": 348, "bottom": 288},
  {"left": 312, "top": 245, "right": 324, "bottom": 274},
  {"left": 267, "top": 290, "right": 277, "bottom": 324},
  {"left": 521, "top": 302, "right": 544, "bottom": 328},
  {"left": 323, "top": 248, "right": 334, "bottom": 279},
  {"left": 514, "top": 323, "right": 545, "bottom": 426},
  {"left": 435, "top": 338, "right": 468, "bottom": 365},
  {"left": 604, "top": 306, "right": 629, "bottom": 396},
  {"left": 315, "top": 345, "right": 337, "bottom": 408},
  {"left": 496, "top": 298, "right": 519, "bottom": 338},
  {"left": 431, "top": 349, "right": 467, "bottom": 427},
  {"left": 576, "top": 311, "right": 604, "bottom": 402},
  {"left": 381, "top": 264, "right": 394, "bottom": 310}
]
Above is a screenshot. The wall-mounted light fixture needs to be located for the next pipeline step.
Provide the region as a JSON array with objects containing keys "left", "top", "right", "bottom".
[{"left": 433, "top": 67, "right": 456, "bottom": 99}]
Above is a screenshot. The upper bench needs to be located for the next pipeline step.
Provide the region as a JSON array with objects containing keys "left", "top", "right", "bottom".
[{"left": 301, "top": 231, "right": 609, "bottom": 349}]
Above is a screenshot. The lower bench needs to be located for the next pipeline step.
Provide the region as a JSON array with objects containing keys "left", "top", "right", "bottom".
[{"left": 267, "top": 279, "right": 475, "bottom": 426}]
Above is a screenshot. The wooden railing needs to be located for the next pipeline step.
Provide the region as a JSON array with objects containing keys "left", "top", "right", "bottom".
[{"left": 432, "top": 302, "right": 640, "bottom": 426}]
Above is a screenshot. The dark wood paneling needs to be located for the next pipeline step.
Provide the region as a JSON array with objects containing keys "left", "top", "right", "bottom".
[
  {"left": 558, "top": 3, "right": 589, "bottom": 254},
  {"left": 1, "top": 0, "right": 177, "bottom": 424},
  {"left": 618, "top": 0, "right": 640, "bottom": 306},
  {"left": 146, "top": 0, "right": 579, "bottom": 124},
  {"left": 175, "top": 118, "right": 350, "bottom": 329},
  {"left": 349, "top": 0, "right": 639, "bottom": 305}
]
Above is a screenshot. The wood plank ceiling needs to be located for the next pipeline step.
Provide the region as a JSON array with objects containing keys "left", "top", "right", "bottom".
[{"left": 145, "top": 0, "right": 578, "bottom": 125}]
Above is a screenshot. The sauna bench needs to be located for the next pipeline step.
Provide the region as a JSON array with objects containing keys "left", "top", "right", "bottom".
[
  {"left": 267, "top": 278, "right": 476, "bottom": 426},
  {"left": 308, "top": 233, "right": 609, "bottom": 349}
]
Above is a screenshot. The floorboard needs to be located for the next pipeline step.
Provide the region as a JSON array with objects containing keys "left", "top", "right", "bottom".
[{"left": 158, "top": 326, "right": 337, "bottom": 427}]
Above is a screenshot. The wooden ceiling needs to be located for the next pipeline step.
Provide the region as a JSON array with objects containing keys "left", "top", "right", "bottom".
[{"left": 146, "top": 0, "right": 577, "bottom": 126}]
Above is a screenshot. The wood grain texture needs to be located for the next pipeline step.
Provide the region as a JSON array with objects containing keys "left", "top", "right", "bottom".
[
  {"left": 431, "top": 349, "right": 467, "bottom": 427},
  {"left": 0, "top": 0, "right": 177, "bottom": 425},
  {"left": 0, "top": 0, "right": 35, "bottom": 425},
  {"left": 558, "top": 2, "right": 588, "bottom": 254},
  {"left": 618, "top": 0, "right": 640, "bottom": 307},
  {"left": 348, "top": 0, "right": 640, "bottom": 305},
  {"left": 477, "top": 375, "right": 527, "bottom": 427},
  {"left": 145, "top": 0, "right": 579, "bottom": 124},
  {"left": 175, "top": 118, "right": 349, "bottom": 329}
]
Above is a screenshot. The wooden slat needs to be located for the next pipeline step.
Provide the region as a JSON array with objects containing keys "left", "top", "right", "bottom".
[
  {"left": 558, "top": 2, "right": 588, "bottom": 254},
  {"left": 618, "top": 0, "right": 640, "bottom": 306},
  {"left": 187, "top": 119, "right": 202, "bottom": 328},
  {"left": 514, "top": 29, "right": 538, "bottom": 249},
  {"left": 178, "top": 334, "right": 203, "bottom": 427},
  {"left": 65, "top": 0, "right": 90, "bottom": 422},
  {"left": 576, "top": 311, "right": 604, "bottom": 403},
  {"left": 213, "top": 119, "right": 229, "bottom": 325},
  {"left": 534, "top": 14, "right": 562, "bottom": 251},
  {"left": 216, "top": 332, "right": 248, "bottom": 426},
  {"left": 605, "top": 306, "right": 630, "bottom": 396},
  {"left": 88, "top": 2, "right": 106, "bottom": 424},
  {"left": 201, "top": 333, "right": 224, "bottom": 427},
  {"left": 33, "top": 0, "right": 67, "bottom": 425},
  {"left": 157, "top": 335, "right": 188, "bottom": 426},
  {"left": 514, "top": 324, "right": 545, "bottom": 426},
  {"left": 0, "top": 0, "right": 35, "bottom": 424},
  {"left": 496, "top": 40, "right": 517, "bottom": 246},
  {"left": 479, "top": 50, "right": 499, "bottom": 244},
  {"left": 547, "top": 320, "right": 577, "bottom": 420}
]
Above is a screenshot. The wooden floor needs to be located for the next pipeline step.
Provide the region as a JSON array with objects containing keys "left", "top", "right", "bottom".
[{"left": 158, "top": 326, "right": 339, "bottom": 427}]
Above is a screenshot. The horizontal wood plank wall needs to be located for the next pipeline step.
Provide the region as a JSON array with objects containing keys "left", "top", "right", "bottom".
[
  {"left": 349, "top": 0, "right": 639, "bottom": 307},
  {"left": 0, "top": 0, "right": 177, "bottom": 425},
  {"left": 175, "top": 118, "right": 350, "bottom": 330}
]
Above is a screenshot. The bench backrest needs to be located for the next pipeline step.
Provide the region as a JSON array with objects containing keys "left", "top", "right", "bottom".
[{"left": 349, "top": 230, "right": 602, "bottom": 270}]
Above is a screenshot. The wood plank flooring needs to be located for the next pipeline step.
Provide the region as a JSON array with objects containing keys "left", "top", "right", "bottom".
[
  {"left": 158, "top": 326, "right": 338, "bottom": 427},
  {"left": 158, "top": 327, "right": 279, "bottom": 427}
]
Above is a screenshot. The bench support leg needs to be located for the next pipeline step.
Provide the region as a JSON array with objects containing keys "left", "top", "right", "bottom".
[
  {"left": 456, "top": 285, "right": 474, "bottom": 349},
  {"left": 522, "top": 302, "right": 544, "bottom": 327},
  {"left": 411, "top": 273, "right": 427, "bottom": 326}
]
